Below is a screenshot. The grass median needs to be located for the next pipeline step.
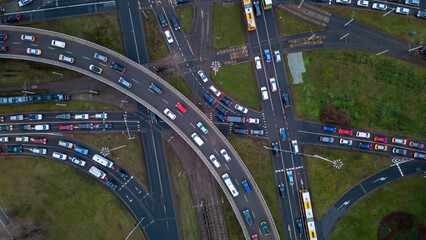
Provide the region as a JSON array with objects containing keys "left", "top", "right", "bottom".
[
  {"left": 330, "top": 174, "right": 425, "bottom": 240},
  {"left": 227, "top": 136, "right": 286, "bottom": 240},
  {"left": 212, "top": 3, "right": 247, "bottom": 49},
  {"left": 290, "top": 49, "right": 426, "bottom": 139},
  {"left": 322, "top": 6, "right": 426, "bottom": 44},
  {"left": 211, "top": 62, "right": 261, "bottom": 110},
  {"left": 175, "top": 5, "right": 193, "bottom": 34},
  {"left": 303, "top": 145, "right": 391, "bottom": 220},
  {"left": 273, "top": 7, "right": 322, "bottom": 36},
  {"left": 68, "top": 133, "right": 149, "bottom": 190},
  {"left": 27, "top": 13, "right": 125, "bottom": 54},
  {"left": 165, "top": 76, "right": 192, "bottom": 99},
  {"left": 165, "top": 143, "right": 201, "bottom": 239},
  {"left": 142, "top": 10, "right": 169, "bottom": 61},
  {"left": 0, "top": 157, "right": 144, "bottom": 240}
]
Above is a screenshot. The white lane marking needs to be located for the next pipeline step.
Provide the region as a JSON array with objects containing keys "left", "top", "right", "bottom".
[
  {"left": 131, "top": 78, "right": 140, "bottom": 84},
  {"left": 162, "top": 99, "right": 169, "bottom": 104},
  {"left": 83, "top": 56, "right": 90, "bottom": 60}
]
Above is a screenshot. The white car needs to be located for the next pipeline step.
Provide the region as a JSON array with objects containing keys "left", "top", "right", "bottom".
[
  {"left": 164, "top": 108, "right": 176, "bottom": 120},
  {"left": 52, "top": 152, "right": 67, "bottom": 160},
  {"left": 209, "top": 154, "right": 221, "bottom": 168},
  {"left": 71, "top": 157, "right": 86, "bottom": 166},
  {"left": 164, "top": 30, "right": 174, "bottom": 44},
  {"left": 32, "top": 147, "right": 47, "bottom": 155},
  {"left": 220, "top": 149, "right": 231, "bottom": 162},
  {"left": 197, "top": 70, "right": 208, "bottom": 83},
  {"left": 274, "top": 50, "right": 281, "bottom": 62},
  {"left": 269, "top": 78, "right": 277, "bottom": 92},
  {"left": 234, "top": 104, "right": 248, "bottom": 114},
  {"left": 51, "top": 40, "right": 66, "bottom": 48},
  {"left": 34, "top": 124, "right": 50, "bottom": 131},
  {"left": 74, "top": 114, "right": 89, "bottom": 120},
  {"left": 254, "top": 56, "right": 262, "bottom": 70},
  {"left": 209, "top": 85, "right": 222, "bottom": 98},
  {"left": 58, "top": 54, "right": 74, "bottom": 64},
  {"left": 356, "top": 131, "right": 370, "bottom": 138},
  {"left": 357, "top": 0, "right": 369, "bottom": 7},
  {"left": 339, "top": 138, "right": 353, "bottom": 145},
  {"left": 248, "top": 118, "right": 259, "bottom": 124},
  {"left": 16, "top": 136, "right": 29, "bottom": 142},
  {"left": 260, "top": 87, "right": 269, "bottom": 100},
  {"left": 21, "top": 34, "right": 35, "bottom": 42},
  {"left": 0, "top": 137, "right": 9, "bottom": 142},
  {"left": 291, "top": 140, "right": 299, "bottom": 153},
  {"left": 10, "top": 115, "right": 24, "bottom": 121},
  {"left": 372, "top": 3, "right": 387, "bottom": 10},
  {"left": 26, "top": 48, "right": 41, "bottom": 56},
  {"left": 18, "top": 0, "right": 33, "bottom": 7},
  {"left": 336, "top": 0, "right": 351, "bottom": 4},
  {"left": 396, "top": 7, "right": 409, "bottom": 15}
]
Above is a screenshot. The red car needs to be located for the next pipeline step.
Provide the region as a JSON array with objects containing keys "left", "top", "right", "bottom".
[
  {"left": 60, "top": 124, "right": 74, "bottom": 131},
  {"left": 251, "top": 234, "right": 258, "bottom": 240},
  {"left": 175, "top": 102, "right": 187, "bottom": 113},
  {"left": 33, "top": 138, "right": 46, "bottom": 144},
  {"left": 338, "top": 128, "right": 353, "bottom": 136},
  {"left": 374, "top": 136, "right": 387, "bottom": 143}
]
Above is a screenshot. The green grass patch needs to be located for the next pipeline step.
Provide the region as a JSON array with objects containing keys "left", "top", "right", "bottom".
[
  {"left": 166, "top": 76, "right": 192, "bottom": 99},
  {"left": 0, "top": 59, "right": 81, "bottom": 87},
  {"left": 68, "top": 133, "right": 149, "bottom": 190},
  {"left": 330, "top": 174, "right": 426, "bottom": 240},
  {"left": 322, "top": 6, "right": 426, "bottom": 44},
  {"left": 0, "top": 157, "right": 144, "bottom": 240},
  {"left": 27, "top": 13, "right": 125, "bottom": 55},
  {"left": 273, "top": 7, "right": 322, "bottom": 36},
  {"left": 211, "top": 62, "right": 261, "bottom": 110},
  {"left": 212, "top": 3, "right": 247, "bottom": 49},
  {"left": 303, "top": 145, "right": 391, "bottom": 220},
  {"left": 142, "top": 10, "right": 169, "bottom": 61},
  {"left": 165, "top": 144, "right": 201, "bottom": 239},
  {"left": 227, "top": 136, "right": 286, "bottom": 240},
  {"left": 0, "top": 100, "right": 118, "bottom": 114},
  {"left": 290, "top": 49, "right": 426, "bottom": 139},
  {"left": 175, "top": 5, "right": 193, "bottom": 34}
]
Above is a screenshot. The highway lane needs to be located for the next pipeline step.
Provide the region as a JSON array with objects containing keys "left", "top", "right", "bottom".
[
  {"left": 0, "top": 25, "right": 278, "bottom": 239},
  {"left": 317, "top": 159, "right": 426, "bottom": 239}
]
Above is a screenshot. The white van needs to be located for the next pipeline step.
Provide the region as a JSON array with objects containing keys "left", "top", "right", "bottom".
[
  {"left": 260, "top": 87, "right": 269, "bottom": 100},
  {"left": 89, "top": 166, "right": 106, "bottom": 179},
  {"left": 52, "top": 152, "right": 67, "bottom": 160},
  {"left": 291, "top": 140, "right": 300, "bottom": 153},
  {"left": 58, "top": 140, "right": 74, "bottom": 149},
  {"left": 95, "top": 113, "right": 108, "bottom": 119},
  {"left": 32, "top": 147, "right": 47, "bottom": 155},
  {"left": 191, "top": 133, "right": 204, "bottom": 146}
]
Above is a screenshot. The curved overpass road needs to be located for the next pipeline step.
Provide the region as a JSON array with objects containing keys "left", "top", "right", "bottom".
[{"left": 0, "top": 25, "right": 279, "bottom": 239}]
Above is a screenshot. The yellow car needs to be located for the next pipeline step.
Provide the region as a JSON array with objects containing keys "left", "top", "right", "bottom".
[{"left": 374, "top": 144, "right": 387, "bottom": 151}]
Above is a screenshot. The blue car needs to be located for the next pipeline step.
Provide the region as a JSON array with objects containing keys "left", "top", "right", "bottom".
[
  {"left": 216, "top": 105, "right": 228, "bottom": 115},
  {"left": 204, "top": 93, "right": 216, "bottom": 105},
  {"left": 286, "top": 170, "right": 294, "bottom": 185},
  {"left": 358, "top": 142, "right": 372, "bottom": 150},
  {"left": 243, "top": 209, "right": 253, "bottom": 226},
  {"left": 215, "top": 112, "right": 226, "bottom": 121},
  {"left": 322, "top": 125, "right": 336, "bottom": 133},
  {"left": 74, "top": 146, "right": 89, "bottom": 155},
  {"left": 280, "top": 128, "right": 286, "bottom": 141},
  {"left": 264, "top": 49, "right": 271, "bottom": 62},
  {"left": 242, "top": 180, "right": 252, "bottom": 193}
]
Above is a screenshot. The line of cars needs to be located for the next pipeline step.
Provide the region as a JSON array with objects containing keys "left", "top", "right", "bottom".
[
  {"left": 157, "top": 12, "right": 181, "bottom": 44},
  {"left": 320, "top": 125, "right": 425, "bottom": 159},
  {"left": 331, "top": 0, "right": 425, "bottom": 18}
]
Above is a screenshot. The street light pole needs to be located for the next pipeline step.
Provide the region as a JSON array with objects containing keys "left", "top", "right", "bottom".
[{"left": 125, "top": 216, "right": 145, "bottom": 240}]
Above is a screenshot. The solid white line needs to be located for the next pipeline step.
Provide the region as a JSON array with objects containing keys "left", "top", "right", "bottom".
[
  {"left": 8, "top": 1, "right": 115, "bottom": 15},
  {"left": 128, "top": 8, "right": 141, "bottom": 64}
]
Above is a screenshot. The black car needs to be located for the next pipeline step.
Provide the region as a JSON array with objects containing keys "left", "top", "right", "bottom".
[
  {"left": 6, "top": 145, "right": 23, "bottom": 153},
  {"left": 176, "top": 0, "right": 187, "bottom": 3},
  {"left": 221, "top": 96, "right": 232, "bottom": 106},
  {"left": 111, "top": 62, "right": 126, "bottom": 74},
  {"left": 98, "top": 123, "right": 112, "bottom": 129},
  {"left": 0, "top": 45, "right": 7, "bottom": 52},
  {"left": 0, "top": 125, "right": 12, "bottom": 131},
  {"left": 149, "top": 83, "right": 163, "bottom": 95},
  {"left": 171, "top": 16, "right": 181, "bottom": 31},
  {"left": 278, "top": 184, "right": 285, "bottom": 198},
  {"left": 158, "top": 13, "right": 167, "bottom": 27},
  {"left": 271, "top": 142, "right": 280, "bottom": 157},
  {"left": 234, "top": 128, "right": 248, "bottom": 135},
  {"left": 216, "top": 105, "right": 228, "bottom": 115},
  {"left": 282, "top": 93, "right": 291, "bottom": 108},
  {"left": 116, "top": 169, "right": 128, "bottom": 180},
  {"left": 18, "top": 124, "right": 31, "bottom": 130},
  {"left": 79, "top": 123, "right": 94, "bottom": 129},
  {"left": 106, "top": 179, "right": 117, "bottom": 190},
  {"left": 296, "top": 219, "right": 303, "bottom": 233},
  {"left": 4, "top": 14, "right": 20, "bottom": 23}
]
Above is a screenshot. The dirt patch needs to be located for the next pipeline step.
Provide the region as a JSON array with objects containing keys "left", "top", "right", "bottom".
[{"left": 377, "top": 211, "right": 426, "bottom": 240}]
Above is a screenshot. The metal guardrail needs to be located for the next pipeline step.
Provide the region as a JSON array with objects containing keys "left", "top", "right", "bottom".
[{"left": 0, "top": 25, "right": 279, "bottom": 240}]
